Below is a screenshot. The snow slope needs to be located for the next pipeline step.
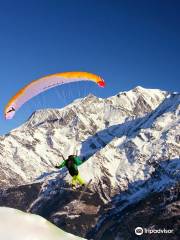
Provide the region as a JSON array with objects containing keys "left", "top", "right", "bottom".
[{"left": 0, "top": 207, "right": 85, "bottom": 240}]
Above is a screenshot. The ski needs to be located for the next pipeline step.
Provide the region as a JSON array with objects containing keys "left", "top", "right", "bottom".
[{"left": 78, "top": 179, "right": 93, "bottom": 202}]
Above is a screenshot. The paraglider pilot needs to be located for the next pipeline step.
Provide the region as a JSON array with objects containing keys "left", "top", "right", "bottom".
[{"left": 55, "top": 155, "right": 85, "bottom": 189}]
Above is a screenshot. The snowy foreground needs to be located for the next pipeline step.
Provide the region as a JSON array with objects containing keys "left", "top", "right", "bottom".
[{"left": 0, "top": 207, "right": 85, "bottom": 240}]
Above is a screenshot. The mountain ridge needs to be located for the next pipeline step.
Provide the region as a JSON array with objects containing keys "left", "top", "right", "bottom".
[{"left": 0, "top": 86, "right": 179, "bottom": 239}]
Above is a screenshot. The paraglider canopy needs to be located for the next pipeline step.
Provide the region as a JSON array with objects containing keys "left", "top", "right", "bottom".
[{"left": 4, "top": 71, "right": 105, "bottom": 120}]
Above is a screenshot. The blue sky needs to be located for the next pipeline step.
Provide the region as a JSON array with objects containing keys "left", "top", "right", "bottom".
[{"left": 0, "top": 0, "right": 180, "bottom": 135}]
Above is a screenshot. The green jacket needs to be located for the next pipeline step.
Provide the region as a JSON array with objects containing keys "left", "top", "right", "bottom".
[{"left": 58, "top": 156, "right": 83, "bottom": 176}]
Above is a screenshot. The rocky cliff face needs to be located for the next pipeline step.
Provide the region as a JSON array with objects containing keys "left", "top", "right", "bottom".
[{"left": 0, "top": 86, "right": 179, "bottom": 239}]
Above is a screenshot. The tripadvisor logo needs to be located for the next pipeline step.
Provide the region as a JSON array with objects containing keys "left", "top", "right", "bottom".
[
  {"left": 135, "top": 227, "right": 143, "bottom": 235},
  {"left": 135, "top": 226, "right": 174, "bottom": 235}
]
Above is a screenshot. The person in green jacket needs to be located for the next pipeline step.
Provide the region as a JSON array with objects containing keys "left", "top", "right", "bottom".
[{"left": 55, "top": 155, "right": 85, "bottom": 189}]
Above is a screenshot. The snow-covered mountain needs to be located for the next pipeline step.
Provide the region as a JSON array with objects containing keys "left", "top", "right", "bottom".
[
  {"left": 0, "top": 86, "right": 168, "bottom": 186},
  {"left": 0, "top": 86, "right": 179, "bottom": 239}
]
